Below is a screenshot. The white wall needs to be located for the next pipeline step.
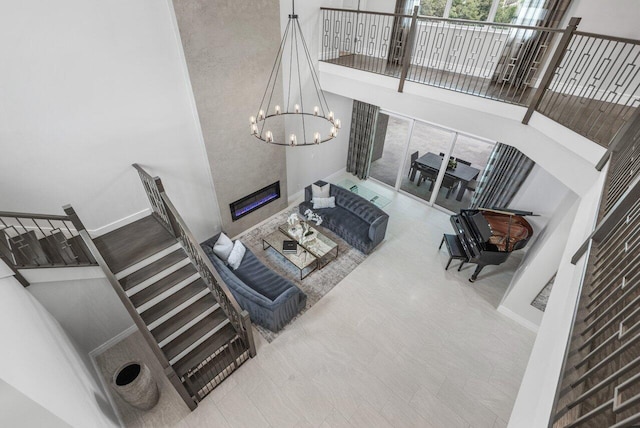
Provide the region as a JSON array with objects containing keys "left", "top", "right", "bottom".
[
  {"left": 0, "top": 379, "right": 71, "bottom": 428},
  {"left": 563, "top": 0, "right": 639, "bottom": 39},
  {"left": 0, "top": 0, "right": 220, "bottom": 241},
  {"left": 499, "top": 192, "right": 579, "bottom": 329},
  {"left": 0, "top": 276, "right": 119, "bottom": 427},
  {"left": 508, "top": 164, "right": 574, "bottom": 232},
  {"left": 28, "top": 276, "right": 134, "bottom": 355}
]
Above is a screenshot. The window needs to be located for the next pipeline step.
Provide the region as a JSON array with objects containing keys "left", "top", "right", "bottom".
[
  {"left": 418, "top": 0, "right": 447, "bottom": 17},
  {"left": 449, "top": 0, "right": 493, "bottom": 21},
  {"left": 416, "top": 0, "right": 525, "bottom": 24}
]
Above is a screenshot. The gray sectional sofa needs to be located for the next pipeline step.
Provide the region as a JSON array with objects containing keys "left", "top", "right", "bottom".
[
  {"left": 299, "top": 180, "right": 389, "bottom": 254},
  {"left": 202, "top": 234, "right": 307, "bottom": 332}
]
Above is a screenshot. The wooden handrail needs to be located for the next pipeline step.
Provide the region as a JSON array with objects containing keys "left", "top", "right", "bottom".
[{"left": 0, "top": 211, "right": 70, "bottom": 222}]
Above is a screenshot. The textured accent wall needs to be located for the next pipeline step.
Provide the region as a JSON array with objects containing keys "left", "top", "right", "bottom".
[{"left": 172, "top": 0, "right": 288, "bottom": 237}]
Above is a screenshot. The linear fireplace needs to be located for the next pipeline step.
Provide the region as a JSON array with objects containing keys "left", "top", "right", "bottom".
[{"left": 230, "top": 181, "right": 281, "bottom": 222}]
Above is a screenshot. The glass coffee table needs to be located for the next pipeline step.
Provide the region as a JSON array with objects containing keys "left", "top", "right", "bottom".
[{"left": 262, "top": 223, "right": 338, "bottom": 280}]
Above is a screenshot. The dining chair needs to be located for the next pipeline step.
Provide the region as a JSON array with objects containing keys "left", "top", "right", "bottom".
[
  {"left": 441, "top": 175, "right": 460, "bottom": 198},
  {"left": 417, "top": 167, "right": 438, "bottom": 187},
  {"left": 408, "top": 151, "right": 419, "bottom": 180}
]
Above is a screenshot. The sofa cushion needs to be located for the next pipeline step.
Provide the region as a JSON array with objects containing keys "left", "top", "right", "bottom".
[
  {"left": 312, "top": 182, "right": 330, "bottom": 199},
  {"left": 213, "top": 232, "right": 234, "bottom": 261},
  {"left": 234, "top": 250, "right": 295, "bottom": 302},
  {"left": 227, "top": 240, "right": 246, "bottom": 270},
  {"left": 313, "top": 196, "right": 335, "bottom": 209}
]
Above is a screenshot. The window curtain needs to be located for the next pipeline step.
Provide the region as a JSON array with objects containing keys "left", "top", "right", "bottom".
[
  {"left": 347, "top": 100, "right": 380, "bottom": 179},
  {"left": 387, "top": 0, "right": 414, "bottom": 66},
  {"left": 470, "top": 143, "right": 535, "bottom": 209},
  {"left": 492, "top": 0, "right": 573, "bottom": 92}
]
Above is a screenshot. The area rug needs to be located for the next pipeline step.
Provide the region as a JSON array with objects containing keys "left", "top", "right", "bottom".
[{"left": 238, "top": 209, "right": 367, "bottom": 343}]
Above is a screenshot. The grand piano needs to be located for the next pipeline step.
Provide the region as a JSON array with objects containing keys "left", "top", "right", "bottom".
[{"left": 450, "top": 208, "right": 534, "bottom": 282}]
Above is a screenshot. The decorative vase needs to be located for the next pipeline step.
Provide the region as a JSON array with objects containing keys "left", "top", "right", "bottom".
[{"left": 111, "top": 361, "right": 160, "bottom": 410}]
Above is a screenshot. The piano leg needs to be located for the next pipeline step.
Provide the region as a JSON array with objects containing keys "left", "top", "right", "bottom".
[{"left": 469, "top": 264, "right": 485, "bottom": 283}]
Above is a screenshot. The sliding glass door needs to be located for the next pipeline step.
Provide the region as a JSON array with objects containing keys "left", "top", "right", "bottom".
[
  {"left": 399, "top": 121, "right": 456, "bottom": 204},
  {"left": 368, "top": 114, "right": 412, "bottom": 187},
  {"left": 366, "top": 110, "right": 495, "bottom": 213},
  {"left": 436, "top": 134, "right": 495, "bottom": 211}
]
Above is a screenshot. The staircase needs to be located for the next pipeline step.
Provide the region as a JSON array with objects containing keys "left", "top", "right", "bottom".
[
  {"left": 61, "top": 164, "right": 256, "bottom": 410},
  {"left": 91, "top": 215, "right": 251, "bottom": 404}
]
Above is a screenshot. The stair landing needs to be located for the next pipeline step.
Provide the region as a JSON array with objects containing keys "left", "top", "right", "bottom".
[{"left": 94, "top": 216, "right": 175, "bottom": 273}]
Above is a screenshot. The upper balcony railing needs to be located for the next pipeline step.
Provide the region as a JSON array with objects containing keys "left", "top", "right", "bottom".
[{"left": 320, "top": 7, "right": 639, "bottom": 149}]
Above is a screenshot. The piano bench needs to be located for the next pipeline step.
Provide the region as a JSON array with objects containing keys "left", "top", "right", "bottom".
[{"left": 439, "top": 234, "right": 468, "bottom": 271}]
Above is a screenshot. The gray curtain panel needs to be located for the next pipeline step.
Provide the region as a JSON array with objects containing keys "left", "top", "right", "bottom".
[
  {"left": 347, "top": 100, "right": 380, "bottom": 179},
  {"left": 470, "top": 143, "right": 535, "bottom": 209},
  {"left": 492, "top": 0, "right": 573, "bottom": 91}
]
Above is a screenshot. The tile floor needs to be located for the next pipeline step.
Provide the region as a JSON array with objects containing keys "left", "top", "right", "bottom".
[{"left": 103, "top": 177, "right": 536, "bottom": 428}]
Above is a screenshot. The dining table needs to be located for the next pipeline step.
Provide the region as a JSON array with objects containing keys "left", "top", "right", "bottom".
[{"left": 410, "top": 152, "right": 481, "bottom": 201}]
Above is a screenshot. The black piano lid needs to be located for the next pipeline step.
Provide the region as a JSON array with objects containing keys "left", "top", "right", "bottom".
[{"left": 471, "top": 212, "right": 493, "bottom": 242}]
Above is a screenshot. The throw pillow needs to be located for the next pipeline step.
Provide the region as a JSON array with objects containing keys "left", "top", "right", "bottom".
[
  {"left": 227, "top": 240, "right": 246, "bottom": 270},
  {"left": 312, "top": 183, "right": 330, "bottom": 199},
  {"left": 313, "top": 196, "right": 336, "bottom": 209},
  {"left": 213, "top": 232, "right": 234, "bottom": 261}
]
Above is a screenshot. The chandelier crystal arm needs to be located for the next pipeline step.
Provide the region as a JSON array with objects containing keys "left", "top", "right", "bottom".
[
  {"left": 293, "top": 26, "right": 307, "bottom": 145},
  {"left": 257, "top": 19, "right": 292, "bottom": 119},
  {"left": 295, "top": 19, "right": 331, "bottom": 116}
]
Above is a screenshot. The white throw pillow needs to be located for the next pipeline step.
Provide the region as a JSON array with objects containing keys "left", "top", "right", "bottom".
[
  {"left": 227, "top": 240, "right": 246, "bottom": 270},
  {"left": 313, "top": 196, "right": 336, "bottom": 209},
  {"left": 213, "top": 232, "right": 234, "bottom": 261},
  {"left": 312, "top": 183, "right": 330, "bottom": 199}
]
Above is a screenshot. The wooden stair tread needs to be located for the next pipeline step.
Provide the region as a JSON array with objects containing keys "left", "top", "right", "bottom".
[
  {"left": 93, "top": 216, "right": 176, "bottom": 274},
  {"left": 120, "top": 248, "right": 187, "bottom": 291},
  {"left": 151, "top": 292, "right": 216, "bottom": 343},
  {"left": 187, "top": 337, "right": 248, "bottom": 393},
  {"left": 162, "top": 308, "right": 229, "bottom": 361},
  {"left": 129, "top": 264, "right": 197, "bottom": 308},
  {"left": 140, "top": 278, "right": 207, "bottom": 326},
  {"left": 173, "top": 323, "right": 237, "bottom": 377}
]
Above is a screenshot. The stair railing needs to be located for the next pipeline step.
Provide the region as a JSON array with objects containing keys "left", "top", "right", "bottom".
[
  {"left": 0, "top": 211, "right": 98, "bottom": 286},
  {"left": 132, "top": 164, "right": 174, "bottom": 234},
  {"left": 132, "top": 164, "right": 256, "bottom": 358},
  {"left": 321, "top": 7, "right": 639, "bottom": 149},
  {"left": 62, "top": 204, "right": 198, "bottom": 410}
]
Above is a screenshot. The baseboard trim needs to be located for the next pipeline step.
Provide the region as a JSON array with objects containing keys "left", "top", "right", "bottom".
[
  {"left": 497, "top": 305, "right": 539, "bottom": 333},
  {"left": 89, "top": 324, "right": 139, "bottom": 359},
  {"left": 19, "top": 266, "right": 105, "bottom": 284},
  {"left": 88, "top": 209, "right": 151, "bottom": 237}
]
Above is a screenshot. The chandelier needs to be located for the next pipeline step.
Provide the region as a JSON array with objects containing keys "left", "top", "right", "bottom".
[{"left": 250, "top": 0, "right": 340, "bottom": 146}]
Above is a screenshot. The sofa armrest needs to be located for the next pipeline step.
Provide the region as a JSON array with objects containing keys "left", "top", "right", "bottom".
[{"left": 369, "top": 214, "right": 389, "bottom": 247}]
